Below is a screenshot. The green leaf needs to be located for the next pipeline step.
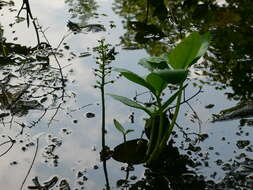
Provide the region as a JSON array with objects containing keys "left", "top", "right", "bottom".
[
  {"left": 114, "top": 68, "right": 155, "bottom": 94},
  {"left": 153, "top": 69, "right": 188, "bottom": 84},
  {"left": 189, "top": 32, "right": 211, "bottom": 67},
  {"left": 113, "top": 119, "right": 125, "bottom": 134},
  {"left": 197, "top": 32, "right": 211, "bottom": 58},
  {"left": 138, "top": 55, "right": 169, "bottom": 72},
  {"left": 108, "top": 94, "right": 152, "bottom": 115},
  {"left": 161, "top": 84, "right": 187, "bottom": 112},
  {"left": 146, "top": 73, "right": 167, "bottom": 97},
  {"left": 168, "top": 32, "right": 210, "bottom": 69},
  {"left": 125, "top": 129, "right": 135, "bottom": 135}
]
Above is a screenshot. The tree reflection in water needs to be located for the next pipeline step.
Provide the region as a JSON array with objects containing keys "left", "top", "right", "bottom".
[{"left": 113, "top": 0, "right": 253, "bottom": 101}]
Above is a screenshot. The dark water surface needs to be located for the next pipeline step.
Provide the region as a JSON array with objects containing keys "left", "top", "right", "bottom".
[{"left": 0, "top": 0, "right": 253, "bottom": 189}]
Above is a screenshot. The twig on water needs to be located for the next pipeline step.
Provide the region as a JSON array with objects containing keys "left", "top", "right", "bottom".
[
  {"left": 20, "top": 138, "right": 39, "bottom": 190},
  {"left": 0, "top": 136, "right": 16, "bottom": 158}
]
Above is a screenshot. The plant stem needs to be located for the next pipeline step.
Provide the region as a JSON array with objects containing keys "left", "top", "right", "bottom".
[
  {"left": 99, "top": 42, "right": 110, "bottom": 190},
  {"left": 20, "top": 138, "right": 39, "bottom": 190},
  {"left": 161, "top": 83, "right": 183, "bottom": 146},
  {"left": 145, "top": 116, "right": 156, "bottom": 157},
  {"left": 101, "top": 73, "right": 106, "bottom": 149},
  {"left": 146, "top": 83, "right": 183, "bottom": 165}
]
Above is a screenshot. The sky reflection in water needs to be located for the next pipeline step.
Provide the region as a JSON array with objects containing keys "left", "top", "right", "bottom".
[{"left": 0, "top": 0, "right": 253, "bottom": 189}]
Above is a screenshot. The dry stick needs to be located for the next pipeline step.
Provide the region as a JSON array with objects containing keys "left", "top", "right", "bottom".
[
  {"left": 20, "top": 138, "right": 39, "bottom": 190},
  {"left": 168, "top": 87, "right": 202, "bottom": 109},
  {"left": 56, "top": 31, "right": 72, "bottom": 51},
  {"left": 36, "top": 22, "right": 68, "bottom": 126},
  {"left": 69, "top": 103, "right": 93, "bottom": 113},
  {"left": 37, "top": 22, "right": 66, "bottom": 101},
  {"left": 186, "top": 101, "right": 202, "bottom": 135},
  {"left": 0, "top": 142, "right": 15, "bottom": 158},
  {"left": 48, "top": 103, "right": 62, "bottom": 127},
  {"left": 17, "top": 0, "right": 40, "bottom": 44},
  {"left": 28, "top": 108, "right": 48, "bottom": 128},
  {"left": 0, "top": 137, "right": 15, "bottom": 158}
]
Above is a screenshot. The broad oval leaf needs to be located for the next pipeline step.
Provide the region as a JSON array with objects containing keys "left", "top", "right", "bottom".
[
  {"left": 114, "top": 68, "right": 155, "bottom": 94},
  {"left": 146, "top": 73, "right": 167, "bottom": 97},
  {"left": 112, "top": 139, "right": 148, "bottom": 164},
  {"left": 168, "top": 32, "right": 210, "bottom": 69},
  {"left": 108, "top": 94, "right": 152, "bottom": 115},
  {"left": 113, "top": 119, "right": 125, "bottom": 134},
  {"left": 153, "top": 69, "right": 188, "bottom": 84},
  {"left": 138, "top": 54, "right": 169, "bottom": 72}
]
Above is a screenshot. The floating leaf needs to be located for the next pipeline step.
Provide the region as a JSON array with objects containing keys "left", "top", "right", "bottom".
[
  {"left": 67, "top": 20, "right": 82, "bottom": 32},
  {"left": 108, "top": 94, "right": 152, "bottom": 115},
  {"left": 83, "top": 24, "right": 106, "bottom": 32},
  {"left": 112, "top": 139, "right": 148, "bottom": 164}
]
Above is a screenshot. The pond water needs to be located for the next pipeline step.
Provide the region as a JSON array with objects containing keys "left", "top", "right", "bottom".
[{"left": 1, "top": 0, "right": 253, "bottom": 189}]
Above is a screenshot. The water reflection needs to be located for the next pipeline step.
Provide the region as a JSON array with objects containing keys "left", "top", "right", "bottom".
[
  {"left": 65, "top": 0, "right": 98, "bottom": 25},
  {"left": 113, "top": 0, "right": 253, "bottom": 101},
  {"left": 1, "top": 0, "right": 253, "bottom": 190}
]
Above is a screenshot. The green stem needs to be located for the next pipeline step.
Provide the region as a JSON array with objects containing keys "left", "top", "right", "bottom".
[
  {"left": 99, "top": 41, "right": 110, "bottom": 190},
  {"left": 145, "top": 116, "right": 157, "bottom": 157},
  {"left": 146, "top": 83, "right": 183, "bottom": 165},
  {"left": 146, "top": 113, "right": 164, "bottom": 165},
  {"left": 123, "top": 134, "right": 126, "bottom": 144},
  {"left": 101, "top": 64, "right": 106, "bottom": 148},
  {"left": 157, "top": 83, "right": 183, "bottom": 156},
  {"left": 1, "top": 43, "right": 7, "bottom": 57},
  {"left": 156, "top": 112, "right": 164, "bottom": 145}
]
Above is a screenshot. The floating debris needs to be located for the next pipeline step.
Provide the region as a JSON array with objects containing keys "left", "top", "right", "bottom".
[
  {"left": 212, "top": 101, "right": 253, "bottom": 122},
  {"left": 59, "top": 179, "right": 71, "bottom": 190},
  {"left": 28, "top": 176, "right": 58, "bottom": 190},
  {"left": 236, "top": 140, "right": 250, "bottom": 149},
  {"left": 205, "top": 104, "right": 215, "bottom": 109},
  {"left": 86, "top": 112, "right": 95, "bottom": 118},
  {"left": 79, "top": 52, "right": 91, "bottom": 57}
]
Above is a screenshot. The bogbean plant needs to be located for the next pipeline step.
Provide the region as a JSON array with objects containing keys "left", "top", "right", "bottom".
[
  {"left": 109, "top": 32, "right": 210, "bottom": 165},
  {"left": 93, "top": 39, "right": 117, "bottom": 153},
  {"left": 93, "top": 39, "right": 117, "bottom": 190}
]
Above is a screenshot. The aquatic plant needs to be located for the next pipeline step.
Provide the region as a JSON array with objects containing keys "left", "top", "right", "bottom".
[
  {"left": 93, "top": 39, "right": 117, "bottom": 189},
  {"left": 109, "top": 32, "right": 210, "bottom": 165},
  {"left": 113, "top": 119, "right": 134, "bottom": 143},
  {"left": 93, "top": 39, "right": 117, "bottom": 151}
]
